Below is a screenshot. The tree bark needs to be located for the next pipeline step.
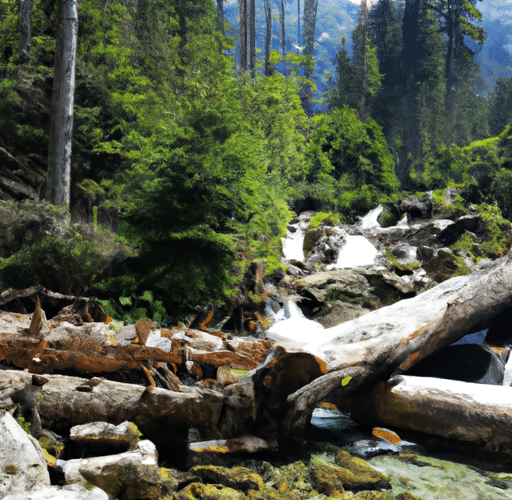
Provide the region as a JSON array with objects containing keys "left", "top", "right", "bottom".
[
  {"left": 248, "top": 0, "right": 256, "bottom": 74},
  {"left": 18, "top": 0, "right": 34, "bottom": 63},
  {"left": 264, "top": 0, "right": 272, "bottom": 76},
  {"left": 239, "top": 0, "right": 247, "bottom": 71},
  {"left": 217, "top": 0, "right": 224, "bottom": 35},
  {"left": 47, "top": 0, "right": 78, "bottom": 207},
  {"left": 337, "top": 375, "right": 512, "bottom": 458},
  {"left": 280, "top": 0, "right": 286, "bottom": 62}
]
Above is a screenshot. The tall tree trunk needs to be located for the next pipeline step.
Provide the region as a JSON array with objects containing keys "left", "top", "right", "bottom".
[
  {"left": 302, "top": 0, "right": 318, "bottom": 113},
  {"left": 217, "top": 0, "right": 224, "bottom": 35},
  {"left": 280, "top": 0, "right": 286, "bottom": 60},
  {"left": 249, "top": 0, "right": 256, "bottom": 74},
  {"left": 239, "top": 0, "right": 247, "bottom": 71},
  {"left": 397, "top": 0, "right": 421, "bottom": 187},
  {"left": 264, "top": 0, "right": 273, "bottom": 76},
  {"left": 297, "top": 0, "right": 301, "bottom": 46},
  {"left": 47, "top": 0, "right": 78, "bottom": 207},
  {"left": 18, "top": 0, "right": 33, "bottom": 63}
]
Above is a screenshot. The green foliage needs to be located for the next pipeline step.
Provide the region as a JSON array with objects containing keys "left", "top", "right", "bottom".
[
  {"left": 17, "top": 416, "right": 31, "bottom": 435},
  {"left": 309, "top": 212, "right": 340, "bottom": 229},
  {"left": 304, "top": 107, "right": 399, "bottom": 219},
  {"left": 0, "top": 201, "right": 129, "bottom": 295}
]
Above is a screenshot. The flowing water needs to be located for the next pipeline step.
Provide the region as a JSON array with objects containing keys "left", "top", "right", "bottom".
[{"left": 273, "top": 207, "right": 512, "bottom": 497}]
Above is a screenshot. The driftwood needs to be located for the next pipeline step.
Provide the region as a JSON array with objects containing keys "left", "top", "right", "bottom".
[
  {"left": 0, "top": 369, "right": 231, "bottom": 460},
  {"left": 275, "top": 251, "right": 512, "bottom": 444},
  {"left": 337, "top": 375, "right": 512, "bottom": 458}
]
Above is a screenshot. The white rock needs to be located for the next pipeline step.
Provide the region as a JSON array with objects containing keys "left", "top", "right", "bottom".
[
  {"left": 63, "top": 440, "right": 158, "bottom": 486},
  {"left": 3, "top": 484, "right": 108, "bottom": 500},
  {"left": 0, "top": 411, "right": 50, "bottom": 497}
]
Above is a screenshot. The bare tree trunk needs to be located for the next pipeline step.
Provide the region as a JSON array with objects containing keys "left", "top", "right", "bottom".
[
  {"left": 297, "top": 0, "right": 301, "bottom": 46},
  {"left": 280, "top": 0, "right": 286, "bottom": 61},
  {"left": 248, "top": 0, "right": 256, "bottom": 74},
  {"left": 18, "top": 0, "right": 34, "bottom": 63},
  {"left": 239, "top": 0, "right": 247, "bottom": 71},
  {"left": 217, "top": 0, "right": 224, "bottom": 35},
  {"left": 47, "top": 0, "right": 78, "bottom": 207},
  {"left": 264, "top": 0, "right": 272, "bottom": 76}
]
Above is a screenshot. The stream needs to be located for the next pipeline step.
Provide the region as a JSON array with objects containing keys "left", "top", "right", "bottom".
[{"left": 274, "top": 207, "right": 512, "bottom": 499}]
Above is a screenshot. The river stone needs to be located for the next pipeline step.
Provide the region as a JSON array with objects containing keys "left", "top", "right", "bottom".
[
  {"left": 3, "top": 484, "right": 109, "bottom": 500},
  {"left": 297, "top": 269, "right": 372, "bottom": 300},
  {"left": 334, "top": 450, "right": 391, "bottom": 491},
  {"left": 191, "top": 465, "right": 265, "bottom": 492},
  {"left": 66, "top": 440, "right": 177, "bottom": 500},
  {"left": 0, "top": 411, "right": 51, "bottom": 496},
  {"left": 312, "top": 301, "right": 372, "bottom": 328},
  {"left": 174, "top": 482, "right": 246, "bottom": 500},
  {"left": 69, "top": 421, "right": 141, "bottom": 453}
]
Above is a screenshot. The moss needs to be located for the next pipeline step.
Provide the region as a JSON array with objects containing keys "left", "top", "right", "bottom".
[
  {"left": 385, "top": 249, "right": 421, "bottom": 273},
  {"left": 191, "top": 465, "right": 265, "bottom": 492},
  {"left": 4, "top": 464, "right": 18, "bottom": 474},
  {"left": 309, "top": 211, "right": 340, "bottom": 229},
  {"left": 174, "top": 482, "right": 245, "bottom": 500}
]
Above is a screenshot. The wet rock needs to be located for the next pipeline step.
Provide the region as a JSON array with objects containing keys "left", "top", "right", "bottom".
[
  {"left": 397, "top": 194, "right": 433, "bottom": 220},
  {"left": 191, "top": 465, "right": 265, "bottom": 492},
  {"left": 308, "top": 457, "right": 346, "bottom": 495},
  {"left": 3, "top": 484, "right": 109, "bottom": 500},
  {"left": 64, "top": 440, "right": 178, "bottom": 500},
  {"left": 174, "top": 482, "right": 245, "bottom": 500},
  {"left": 334, "top": 450, "right": 391, "bottom": 491},
  {"left": 377, "top": 205, "right": 400, "bottom": 228},
  {"left": 69, "top": 421, "right": 141, "bottom": 455},
  {"left": 0, "top": 411, "right": 51, "bottom": 497},
  {"left": 303, "top": 226, "right": 347, "bottom": 266},
  {"left": 438, "top": 214, "right": 486, "bottom": 246},
  {"left": 312, "top": 301, "right": 372, "bottom": 328}
]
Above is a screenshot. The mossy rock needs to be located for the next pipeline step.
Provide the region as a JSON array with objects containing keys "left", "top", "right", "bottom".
[
  {"left": 174, "top": 482, "right": 246, "bottom": 500},
  {"left": 334, "top": 450, "right": 390, "bottom": 491},
  {"left": 308, "top": 457, "right": 346, "bottom": 496},
  {"left": 352, "top": 492, "right": 392, "bottom": 499},
  {"left": 80, "top": 463, "right": 178, "bottom": 500},
  {"left": 191, "top": 465, "right": 265, "bottom": 492},
  {"left": 423, "top": 248, "right": 471, "bottom": 282}
]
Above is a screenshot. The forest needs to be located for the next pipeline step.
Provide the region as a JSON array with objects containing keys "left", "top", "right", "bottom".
[{"left": 1, "top": 0, "right": 512, "bottom": 324}]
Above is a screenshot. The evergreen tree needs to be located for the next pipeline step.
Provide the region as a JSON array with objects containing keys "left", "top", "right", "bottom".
[{"left": 489, "top": 77, "right": 512, "bottom": 136}]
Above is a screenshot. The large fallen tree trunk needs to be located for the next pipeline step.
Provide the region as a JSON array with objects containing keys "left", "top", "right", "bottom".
[
  {"left": 337, "top": 374, "right": 512, "bottom": 459},
  {"left": 274, "top": 251, "right": 512, "bottom": 445},
  {"left": 0, "top": 369, "right": 238, "bottom": 457}
]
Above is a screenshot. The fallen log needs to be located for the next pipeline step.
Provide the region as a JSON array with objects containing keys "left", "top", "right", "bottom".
[
  {"left": 336, "top": 374, "right": 512, "bottom": 459},
  {"left": 272, "top": 251, "right": 512, "bottom": 444},
  {"left": 0, "top": 369, "right": 234, "bottom": 461}
]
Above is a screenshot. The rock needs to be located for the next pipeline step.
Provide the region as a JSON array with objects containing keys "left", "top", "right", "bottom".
[
  {"left": 29, "top": 295, "right": 48, "bottom": 336},
  {"left": 397, "top": 194, "right": 433, "bottom": 220},
  {"left": 303, "top": 226, "right": 347, "bottom": 266},
  {"left": 174, "top": 482, "right": 246, "bottom": 500},
  {"left": 405, "top": 344, "right": 506, "bottom": 384},
  {"left": 334, "top": 449, "right": 391, "bottom": 490},
  {"left": 64, "top": 440, "right": 178, "bottom": 500},
  {"left": 308, "top": 457, "right": 346, "bottom": 495},
  {"left": 0, "top": 411, "right": 50, "bottom": 497},
  {"left": 69, "top": 421, "right": 141, "bottom": 454},
  {"left": 377, "top": 205, "right": 400, "bottom": 228},
  {"left": 311, "top": 301, "right": 372, "bottom": 328},
  {"left": 191, "top": 465, "right": 265, "bottom": 492},
  {"left": 3, "top": 483, "right": 109, "bottom": 500},
  {"left": 438, "top": 214, "right": 486, "bottom": 246}
]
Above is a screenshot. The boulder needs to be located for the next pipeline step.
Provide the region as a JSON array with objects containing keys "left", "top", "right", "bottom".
[
  {"left": 303, "top": 226, "right": 347, "bottom": 266},
  {"left": 69, "top": 421, "right": 141, "bottom": 455},
  {"left": 397, "top": 194, "right": 433, "bottom": 220},
  {"left": 0, "top": 411, "right": 50, "bottom": 497},
  {"left": 3, "top": 484, "right": 108, "bottom": 500},
  {"left": 63, "top": 440, "right": 178, "bottom": 500},
  {"left": 191, "top": 465, "right": 265, "bottom": 492}
]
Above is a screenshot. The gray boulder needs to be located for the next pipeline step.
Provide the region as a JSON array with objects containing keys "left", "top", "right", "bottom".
[
  {"left": 3, "top": 484, "right": 108, "bottom": 500},
  {"left": 0, "top": 411, "right": 50, "bottom": 497}
]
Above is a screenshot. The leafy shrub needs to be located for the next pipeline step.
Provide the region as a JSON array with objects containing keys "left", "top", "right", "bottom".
[{"left": 0, "top": 201, "right": 130, "bottom": 295}]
